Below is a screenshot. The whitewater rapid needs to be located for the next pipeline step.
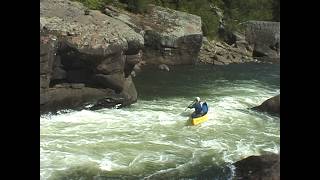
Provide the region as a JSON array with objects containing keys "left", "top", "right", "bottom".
[{"left": 40, "top": 64, "right": 280, "bottom": 179}]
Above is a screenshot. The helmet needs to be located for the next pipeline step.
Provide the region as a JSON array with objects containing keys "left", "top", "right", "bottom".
[{"left": 195, "top": 97, "right": 200, "bottom": 101}]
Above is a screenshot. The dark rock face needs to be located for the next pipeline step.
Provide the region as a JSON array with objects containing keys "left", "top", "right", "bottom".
[
  {"left": 40, "top": 34, "right": 58, "bottom": 90},
  {"left": 252, "top": 95, "right": 280, "bottom": 116},
  {"left": 245, "top": 21, "right": 280, "bottom": 63},
  {"left": 40, "top": 0, "right": 144, "bottom": 114},
  {"left": 233, "top": 154, "right": 280, "bottom": 180}
]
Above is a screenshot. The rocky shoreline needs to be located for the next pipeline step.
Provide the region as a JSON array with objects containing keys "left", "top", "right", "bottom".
[{"left": 40, "top": 0, "right": 280, "bottom": 114}]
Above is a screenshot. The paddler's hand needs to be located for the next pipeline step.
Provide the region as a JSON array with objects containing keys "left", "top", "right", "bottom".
[{"left": 187, "top": 101, "right": 195, "bottom": 108}]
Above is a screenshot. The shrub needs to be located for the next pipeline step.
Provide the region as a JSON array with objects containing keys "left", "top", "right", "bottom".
[
  {"left": 127, "top": 0, "right": 149, "bottom": 13},
  {"left": 74, "top": 0, "right": 279, "bottom": 40}
]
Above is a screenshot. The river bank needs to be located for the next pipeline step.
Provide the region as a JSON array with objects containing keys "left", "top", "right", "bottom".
[{"left": 40, "top": 0, "right": 280, "bottom": 114}]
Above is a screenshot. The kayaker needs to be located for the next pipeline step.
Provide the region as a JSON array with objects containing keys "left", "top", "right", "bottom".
[{"left": 188, "top": 97, "right": 203, "bottom": 118}]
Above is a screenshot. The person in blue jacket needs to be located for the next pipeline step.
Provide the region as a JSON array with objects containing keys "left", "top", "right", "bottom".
[{"left": 188, "top": 97, "right": 208, "bottom": 118}]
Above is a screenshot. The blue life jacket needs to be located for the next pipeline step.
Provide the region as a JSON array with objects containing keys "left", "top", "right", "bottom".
[
  {"left": 192, "top": 102, "right": 202, "bottom": 114},
  {"left": 202, "top": 102, "right": 208, "bottom": 114}
]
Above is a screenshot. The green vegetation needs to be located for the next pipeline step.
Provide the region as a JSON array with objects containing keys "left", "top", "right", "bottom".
[
  {"left": 74, "top": 0, "right": 106, "bottom": 10},
  {"left": 126, "top": 0, "right": 150, "bottom": 13},
  {"left": 272, "top": 0, "right": 280, "bottom": 22},
  {"left": 73, "top": 0, "right": 127, "bottom": 10},
  {"left": 223, "top": 0, "right": 274, "bottom": 28},
  {"left": 73, "top": 0, "right": 280, "bottom": 40},
  {"left": 160, "top": 0, "right": 222, "bottom": 40}
]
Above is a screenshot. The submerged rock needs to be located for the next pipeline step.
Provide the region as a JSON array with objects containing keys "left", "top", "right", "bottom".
[
  {"left": 233, "top": 153, "right": 280, "bottom": 180},
  {"left": 252, "top": 95, "right": 280, "bottom": 116}
]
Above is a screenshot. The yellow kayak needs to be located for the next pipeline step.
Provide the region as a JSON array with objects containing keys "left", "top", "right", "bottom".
[{"left": 190, "top": 114, "right": 209, "bottom": 125}]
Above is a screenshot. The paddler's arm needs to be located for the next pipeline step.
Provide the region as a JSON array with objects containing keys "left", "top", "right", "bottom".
[{"left": 187, "top": 101, "right": 196, "bottom": 108}]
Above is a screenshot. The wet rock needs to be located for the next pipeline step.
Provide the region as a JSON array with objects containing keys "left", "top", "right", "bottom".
[
  {"left": 119, "top": 76, "right": 137, "bottom": 106},
  {"left": 233, "top": 153, "right": 280, "bottom": 180},
  {"left": 252, "top": 94, "right": 280, "bottom": 116},
  {"left": 40, "top": 87, "right": 115, "bottom": 114}
]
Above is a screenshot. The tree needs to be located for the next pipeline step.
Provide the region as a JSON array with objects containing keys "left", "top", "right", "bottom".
[
  {"left": 127, "top": 0, "right": 148, "bottom": 13},
  {"left": 272, "top": 0, "right": 280, "bottom": 21}
]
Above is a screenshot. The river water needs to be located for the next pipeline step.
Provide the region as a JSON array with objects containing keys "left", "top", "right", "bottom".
[{"left": 40, "top": 63, "right": 280, "bottom": 180}]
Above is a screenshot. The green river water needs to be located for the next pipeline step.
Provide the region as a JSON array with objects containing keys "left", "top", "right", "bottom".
[{"left": 40, "top": 63, "right": 280, "bottom": 180}]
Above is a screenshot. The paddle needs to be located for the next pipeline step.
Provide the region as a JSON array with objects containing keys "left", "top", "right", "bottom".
[{"left": 185, "top": 100, "right": 196, "bottom": 111}]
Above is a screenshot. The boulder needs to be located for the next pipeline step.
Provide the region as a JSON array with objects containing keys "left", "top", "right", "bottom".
[
  {"left": 93, "top": 73, "right": 125, "bottom": 93},
  {"left": 40, "top": 0, "right": 144, "bottom": 113},
  {"left": 51, "top": 66, "right": 67, "bottom": 80},
  {"left": 202, "top": 21, "right": 280, "bottom": 65},
  {"left": 233, "top": 153, "right": 280, "bottom": 180},
  {"left": 199, "top": 39, "right": 254, "bottom": 65},
  {"left": 40, "top": 87, "right": 116, "bottom": 114},
  {"left": 89, "top": 76, "right": 136, "bottom": 110},
  {"left": 119, "top": 76, "right": 137, "bottom": 106},
  {"left": 66, "top": 69, "right": 92, "bottom": 84},
  {"left": 252, "top": 95, "right": 280, "bottom": 116},
  {"left": 110, "top": 5, "right": 203, "bottom": 65},
  {"left": 126, "top": 50, "right": 142, "bottom": 65},
  {"left": 244, "top": 21, "right": 280, "bottom": 63},
  {"left": 95, "top": 53, "right": 126, "bottom": 75}
]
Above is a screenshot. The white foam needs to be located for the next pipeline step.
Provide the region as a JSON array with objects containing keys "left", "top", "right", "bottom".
[
  {"left": 200, "top": 139, "right": 228, "bottom": 152},
  {"left": 99, "top": 159, "right": 114, "bottom": 171},
  {"left": 40, "top": 84, "right": 280, "bottom": 179}
]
